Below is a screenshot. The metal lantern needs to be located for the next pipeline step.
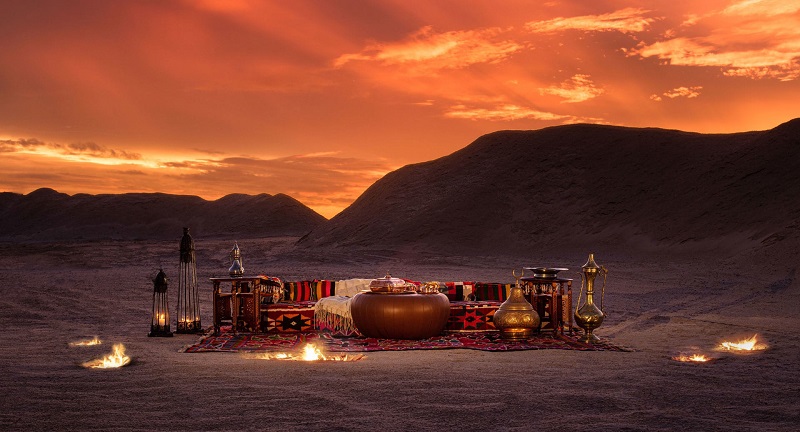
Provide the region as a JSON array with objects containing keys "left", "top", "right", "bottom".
[
  {"left": 176, "top": 227, "right": 201, "bottom": 333},
  {"left": 148, "top": 269, "right": 173, "bottom": 337}
]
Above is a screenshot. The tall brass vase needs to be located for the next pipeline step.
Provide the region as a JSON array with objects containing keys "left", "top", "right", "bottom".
[
  {"left": 574, "top": 253, "right": 607, "bottom": 344},
  {"left": 493, "top": 270, "right": 540, "bottom": 340}
]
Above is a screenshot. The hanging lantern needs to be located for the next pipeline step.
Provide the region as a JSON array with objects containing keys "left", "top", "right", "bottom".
[
  {"left": 176, "top": 227, "right": 201, "bottom": 333},
  {"left": 148, "top": 269, "right": 173, "bottom": 337}
]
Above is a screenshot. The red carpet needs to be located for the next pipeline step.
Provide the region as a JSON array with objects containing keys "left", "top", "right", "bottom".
[{"left": 183, "top": 329, "right": 630, "bottom": 353}]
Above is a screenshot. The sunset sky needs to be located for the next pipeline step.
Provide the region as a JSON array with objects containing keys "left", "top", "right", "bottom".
[{"left": 1, "top": 0, "right": 799, "bottom": 218}]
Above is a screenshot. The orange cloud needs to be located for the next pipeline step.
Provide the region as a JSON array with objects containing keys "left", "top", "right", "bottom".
[
  {"left": 632, "top": 37, "right": 800, "bottom": 80},
  {"left": 443, "top": 104, "right": 606, "bottom": 125},
  {"left": 650, "top": 86, "right": 703, "bottom": 101},
  {"left": 334, "top": 25, "right": 522, "bottom": 73},
  {"left": 444, "top": 104, "right": 569, "bottom": 121},
  {"left": 1, "top": 138, "right": 142, "bottom": 163},
  {"left": 630, "top": 2, "right": 800, "bottom": 81},
  {"left": 723, "top": 0, "right": 800, "bottom": 16},
  {"left": 539, "top": 74, "right": 605, "bottom": 103},
  {"left": 525, "top": 8, "right": 656, "bottom": 34}
]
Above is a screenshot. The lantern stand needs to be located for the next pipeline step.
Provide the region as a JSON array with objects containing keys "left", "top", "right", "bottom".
[
  {"left": 176, "top": 227, "right": 202, "bottom": 333},
  {"left": 148, "top": 269, "right": 173, "bottom": 337}
]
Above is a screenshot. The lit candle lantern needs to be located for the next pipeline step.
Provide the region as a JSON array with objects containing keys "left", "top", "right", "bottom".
[{"left": 148, "top": 269, "right": 173, "bottom": 337}]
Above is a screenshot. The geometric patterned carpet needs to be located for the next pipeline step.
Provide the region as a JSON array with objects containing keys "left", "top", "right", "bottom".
[{"left": 183, "top": 329, "right": 631, "bottom": 353}]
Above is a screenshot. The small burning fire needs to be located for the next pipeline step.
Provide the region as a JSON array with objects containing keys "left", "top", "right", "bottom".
[
  {"left": 254, "top": 343, "right": 364, "bottom": 362},
  {"left": 672, "top": 353, "right": 712, "bottom": 363},
  {"left": 82, "top": 343, "right": 131, "bottom": 369},
  {"left": 69, "top": 336, "right": 102, "bottom": 347},
  {"left": 717, "top": 335, "right": 767, "bottom": 352}
]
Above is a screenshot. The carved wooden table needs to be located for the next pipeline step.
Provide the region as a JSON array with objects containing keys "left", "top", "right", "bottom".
[
  {"left": 211, "top": 275, "right": 281, "bottom": 335},
  {"left": 520, "top": 276, "right": 573, "bottom": 334}
]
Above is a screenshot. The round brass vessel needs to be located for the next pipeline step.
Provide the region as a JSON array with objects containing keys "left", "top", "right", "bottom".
[{"left": 493, "top": 270, "right": 540, "bottom": 340}]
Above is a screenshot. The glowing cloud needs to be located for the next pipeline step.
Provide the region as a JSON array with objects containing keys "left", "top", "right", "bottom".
[
  {"left": 630, "top": 2, "right": 800, "bottom": 81},
  {"left": 723, "top": 0, "right": 800, "bottom": 16},
  {"left": 650, "top": 86, "right": 703, "bottom": 101},
  {"left": 444, "top": 104, "right": 569, "bottom": 121},
  {"left": 525, "top": 8, "right": 656, "bottom": 34},
  {"left": 1, "top": 138, "right": 145, "bottom": 165},
  {"left": 334, "top": 26, "right": 522, "bottom": 73},
  {"left": 540, "top": 74, "right": 605, "bottom": 103}
]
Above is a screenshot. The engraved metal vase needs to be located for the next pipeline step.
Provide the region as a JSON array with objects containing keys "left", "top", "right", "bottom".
[
  {"left": 493, "top": 270, "right": 540, "bottom": 340},
  {"left": 228, "top": 242, "right": 244, "bottom": 277},
  {"left": 574, "top": 253, "right": 607, "bottom": 344}
]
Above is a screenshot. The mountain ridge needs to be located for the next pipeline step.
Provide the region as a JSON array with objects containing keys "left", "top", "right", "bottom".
[
  {"left": 0, "top": 189, "right": 326, "bottom": 241},
  {"left": 297, "top": 119, "right": 800, "bottom": 259}
]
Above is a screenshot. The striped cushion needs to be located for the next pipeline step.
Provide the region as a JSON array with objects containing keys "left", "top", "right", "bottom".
[
  {"left": 311, "top": 280, "right": 336, "bottom": 301},
  {"left": 473, "top": 282, "right": 512, "bottom": 301},
  {"left": 285, "top": 281, "right": 313, "bottom": 302}
]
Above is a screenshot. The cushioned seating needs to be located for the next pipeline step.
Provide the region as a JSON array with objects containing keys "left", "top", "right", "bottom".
[{"left": 258, "top": 279, "right": 510, "bottom": 335}]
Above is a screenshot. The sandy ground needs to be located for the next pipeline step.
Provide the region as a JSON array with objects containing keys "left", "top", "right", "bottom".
[{"left": 1, "top": 237, "right": 798, "bottom": 431}]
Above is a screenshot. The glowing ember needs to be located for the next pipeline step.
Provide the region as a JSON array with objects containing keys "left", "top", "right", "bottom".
[
  {"left": 82, "top": 343, "right": 131, "bottom": 369},
  {"left": 673, "top": 353, "right": 712, "bottom": 363},
  {"left": 718, "top": 335, "right": 767, "bottom": 352},
  {"left": 254, "top": 343, "right": 364, "bottom": 362},
  {"left": 69, "top": 336, "right": 102, "bottom": 347}
]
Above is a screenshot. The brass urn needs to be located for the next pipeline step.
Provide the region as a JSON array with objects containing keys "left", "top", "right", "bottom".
[
  {"left": 493, "top": 270, "right": 540, "bottom": 340},
  {"left": 574, "top": 253, "right": 608, "bottom": 344},
  {"left": 228, "top": 242, "right": 244, "bottom": 277}
]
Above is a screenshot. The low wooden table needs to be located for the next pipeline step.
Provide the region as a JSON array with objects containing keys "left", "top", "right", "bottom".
[
  {"left": 211, "top": 275, "right": 281, "bottom": 335},
  {"left": 350, "top": 292, "right": 450, "bottom": 339},
  {"left": 520, "top": 276, "right": 573, "bottom": 334}
]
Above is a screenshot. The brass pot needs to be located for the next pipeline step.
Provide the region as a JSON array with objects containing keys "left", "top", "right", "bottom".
[{"left": 493, "top": 280, "right": 540, "bottom": 340}]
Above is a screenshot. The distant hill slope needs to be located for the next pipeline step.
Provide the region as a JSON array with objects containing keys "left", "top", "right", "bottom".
[
  {"left": 298, "top": 119, "right": 800, "bottom": 257},
  {"left": 0, "top": 189, "right": 326, "bottom": 241}
]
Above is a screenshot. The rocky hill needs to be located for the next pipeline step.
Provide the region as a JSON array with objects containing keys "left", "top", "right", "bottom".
[
  {"left": 298, "top": 119, "right": 800, "bottom": 259},
  {"left": 0, "top": 189, "right": 326, "bottom": 241}
]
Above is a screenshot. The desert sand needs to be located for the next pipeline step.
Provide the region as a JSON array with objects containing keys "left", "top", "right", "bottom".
[{"left": 1, "top": 235, "right": 798, "bottom": 432}]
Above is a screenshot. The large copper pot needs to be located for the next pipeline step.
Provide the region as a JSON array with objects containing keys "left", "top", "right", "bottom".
[{"left": 350, "top": 292, "right": 450, "bottom": 339}]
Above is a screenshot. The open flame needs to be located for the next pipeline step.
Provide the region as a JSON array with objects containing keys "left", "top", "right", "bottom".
[
  {"left": 83, "top": 343, "right": 131, "bottom": 369},
  {"left": 254, "top": 343, "right": 364, "bottom": 362},
  {"left": 69, "top": 336, "right": 102, "bottom": 347},
  {"left": 717, "top": 335, "right": 767, "bottom": 352},
  {"left": 672, "top": 353, "right": 712, "bottom": 363}
]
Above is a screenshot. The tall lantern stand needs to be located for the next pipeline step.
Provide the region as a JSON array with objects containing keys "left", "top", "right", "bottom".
[
  {"left": 176, "top": 227, "right": 202, "bottom": 333},
  {"left": 149, "top": 269, "right": 173, "bottom": 337}
]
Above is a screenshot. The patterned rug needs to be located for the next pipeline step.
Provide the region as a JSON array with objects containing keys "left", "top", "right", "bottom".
[{"left": 183, "top": 329, "right": 630, "bottom": 353}]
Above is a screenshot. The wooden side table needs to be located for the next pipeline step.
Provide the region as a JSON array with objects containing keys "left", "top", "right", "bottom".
[
  {"left": 520, "top": 277, "right": 573, "bottom": 334},
  {"left": 211, "top": 276, "right": 280, "bottom": 335}
]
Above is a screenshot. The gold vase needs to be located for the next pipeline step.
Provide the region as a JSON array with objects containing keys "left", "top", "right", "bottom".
[
  {"left": 493, "top": 270, "right": 540, "bottom": 340},
  {"left": 574, "top": 253, "right": 607, "bottom": 344}
]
